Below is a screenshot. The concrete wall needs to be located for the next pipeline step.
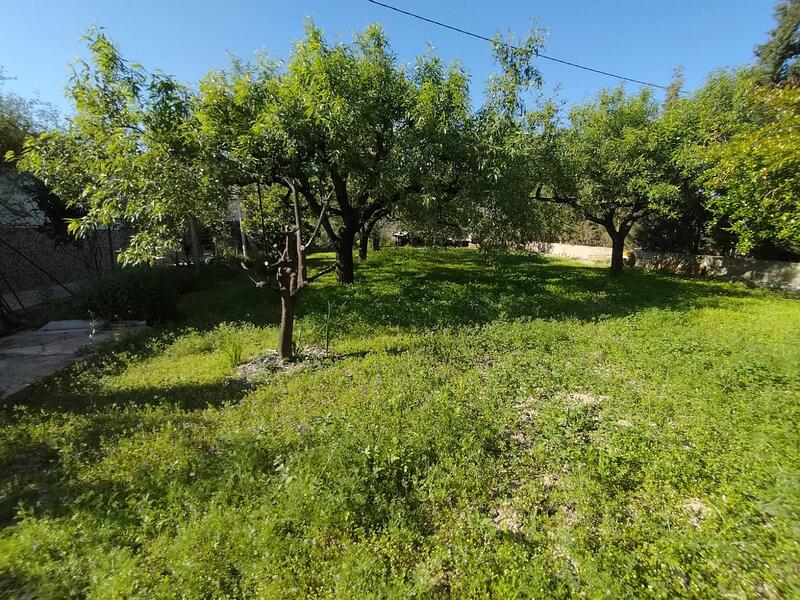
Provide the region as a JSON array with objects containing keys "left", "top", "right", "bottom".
[
  {"left": 527, "top": 241, "right": 800, "bottom": 291},
  {"left": 526, "top": 241, "right": 612, "bottom": 263}
]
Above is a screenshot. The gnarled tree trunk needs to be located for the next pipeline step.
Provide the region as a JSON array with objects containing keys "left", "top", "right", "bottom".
[
  {"left": 606, "top": 225, "right": 630, "bottom": 277},
  {"left": 278, "top": 293, "right": 296, "bottom": 360},
  {"left": 358, "top": 211, "right": 385, "bottom": 262},
  {"left": 335, "top": 229, "right": 356, "bottom": 284}
]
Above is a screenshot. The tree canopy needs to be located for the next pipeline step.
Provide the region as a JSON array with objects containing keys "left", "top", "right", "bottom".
[
  {"left": 18, "top": 30, "right": 226, "bottom": 264},
  {"left": 14, "top": 1, "right": 800, "bottom": 284},
  {"left": 756, "top": 0, "right": 800, "bottom": 85}
]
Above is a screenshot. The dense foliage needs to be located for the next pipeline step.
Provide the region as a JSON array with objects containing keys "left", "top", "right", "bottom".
[
  {"left": 16, "top": 1, "right": 800, "bottom": 277},
  {"left": 16, "top": 30, "right": 226, "bottom": 265},
  {"left": 196, "top": 22, "right": 475, "bottom": 283},
  {"left": 539, "top": 88, "right": 680, "bottom": 274},
  {"left": 72, "top": 266, "right": 193, "bottom": 323}
]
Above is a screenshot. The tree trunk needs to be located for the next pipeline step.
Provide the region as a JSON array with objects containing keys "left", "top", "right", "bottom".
[
  {"left": 335, "top": 230, "right": 356, "bottom": 284},
  {"left": 359, "top": 218, "right": 381, "bottom": 262},
  {"left": 188, "top": 216, "right": 202, "bottom": 268},
  {"left": 609, "top": 231, "right": 625, "bottom": 276},
  {"left": 106, "top": 228, "right": 116, "bottom": 271},
  {"left": 372, "top": 233, "right": 380, "bottom": 252},
  {"left": 238, "top": 200, "right": 249, "bottom": 258},
  {"left": 358, "top": 228, "right": 369, "bottom": 262},
  {"left": 278, "top": 293, "right": 296, "bottom": 361}
]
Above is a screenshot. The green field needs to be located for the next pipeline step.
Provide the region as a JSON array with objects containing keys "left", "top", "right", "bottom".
[{"left": 1, "top": 249, "right": 798, "bottom": 598}]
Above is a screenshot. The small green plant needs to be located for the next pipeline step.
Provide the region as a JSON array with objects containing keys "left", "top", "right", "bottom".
[
  {"left": 215, "top": 322, "right": 244, "bottom": 366},
  {"left": 324, "top": 300, "right": 332, "bottom": 353},
  {"left": 168, "top": 329, "right": 216, "bottom": 358}
]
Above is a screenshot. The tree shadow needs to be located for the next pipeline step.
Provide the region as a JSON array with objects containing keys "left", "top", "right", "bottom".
[
  {"left": 297, "top": 249, "right": 755, "bottom": 331},
  {"left": 0, "top": 378, "right": 252, "bottom": 525}
]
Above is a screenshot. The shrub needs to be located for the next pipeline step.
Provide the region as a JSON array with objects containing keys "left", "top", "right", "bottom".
[{"left": 74, "top": 267, "right": 192, "bottom": 324}]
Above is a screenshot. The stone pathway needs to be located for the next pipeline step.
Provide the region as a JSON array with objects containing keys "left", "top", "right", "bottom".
[{"left": 0, "top": 320, "right": 148, "bottom": 400}]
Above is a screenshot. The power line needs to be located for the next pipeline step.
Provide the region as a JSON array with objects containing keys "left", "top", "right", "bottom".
[{"left": 366, "top": 0, "right": 673, "bottom": 92}]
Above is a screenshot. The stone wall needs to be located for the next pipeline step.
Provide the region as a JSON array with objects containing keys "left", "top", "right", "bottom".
[
  {"left": 633, "top": 250, "right": 800, "bottom": 291},
  {"left": 526, "top": 241, "right": 612, "bottom": 263},
  {"left": 527, "top": 241, "right": 800, "bottom": 291}
]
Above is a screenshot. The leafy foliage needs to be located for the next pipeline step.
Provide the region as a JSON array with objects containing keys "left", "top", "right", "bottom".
[
  {"left": 667, "top": 69, "right": 800, "bottom": 253},
  {"left": 756, "top": 0, "right": 800, "bottom": 85},
  {"left": 17, "top": 30, "right": 227, "bottom": 265},
  {"left": 197, "top": 22, "right": 476, "bottom": 282},
  {"left": 558, "top": 88, "right": 681, "bottom": 227},
  {"left": 0, "top": 69, "right": 59, "bottom": 163},
  {"left": 700, "top": 85, "right": 800, "bottom": 252},
  {"left": 72, "top": 266, "right": 193, "bottom": 323}
]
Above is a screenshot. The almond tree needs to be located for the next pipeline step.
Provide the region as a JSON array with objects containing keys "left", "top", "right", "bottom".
[
  {"left": 241, "top": 180, "right": 336, "bottom": 360},
  {"left": 540, "top": 88, "right": 680, "bottom": 275},
  {"left": 199, "top": 24, "right": 473, "bottom": 283},
  {"left": 17, "top": 30, "right": 224, "bottom": 266}
]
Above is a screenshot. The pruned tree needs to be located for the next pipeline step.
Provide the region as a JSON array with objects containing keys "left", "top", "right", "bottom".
[{"left": 241, "top": 181, "right": 336, "bottom": 360}]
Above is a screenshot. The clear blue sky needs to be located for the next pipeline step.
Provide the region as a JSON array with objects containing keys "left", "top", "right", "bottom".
[{"left": 0, "top": 0, "right": 778, "bottom": 115}]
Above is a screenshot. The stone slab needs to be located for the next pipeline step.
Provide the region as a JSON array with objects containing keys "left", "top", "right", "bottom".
[
  {"left": 38, "top": 319, "right": 108, "bottom": 332},
  {"left": 1, "top": 323, "right": 148, "bottom": 400}
]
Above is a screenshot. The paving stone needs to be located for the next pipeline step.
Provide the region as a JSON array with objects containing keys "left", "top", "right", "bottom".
[
  {"left": 1, "top": 321, "right": 148, "bottom": 400},
  {"left": 38, "top": 319, "right": 108, "bottom": 332}
]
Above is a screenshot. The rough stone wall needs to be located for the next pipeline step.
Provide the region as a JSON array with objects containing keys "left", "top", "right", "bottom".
[
  {"left": 526, "top": 241, "right": 613, "bottom": 263},
  {"left": 527, "top": 241, "right": 800, "bottom": 290},
  {"left": 633, "top": 251, "right": 800, "bottom": 290}
]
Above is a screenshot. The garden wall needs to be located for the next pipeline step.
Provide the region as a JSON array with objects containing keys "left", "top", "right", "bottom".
[
  {"left": 526, "top": 241, "right": 612, "bottom": 262},
  {"left": 633, "top": 251, "right": 800, "bottom": 291},
  {"left": 0, "top": 227, "right": 127, "bottom": 311},
  {"left": 527, "top": 241, "right": 800, "bottom": 291}
]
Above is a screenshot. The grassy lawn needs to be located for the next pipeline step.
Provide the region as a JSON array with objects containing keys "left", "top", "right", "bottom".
[{"left": 1, "top": 248, "right": 798, "bottom": 598}]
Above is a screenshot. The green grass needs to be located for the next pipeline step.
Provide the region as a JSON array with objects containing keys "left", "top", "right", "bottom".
[{"left": 1, "top": 248, "right": 798, "bottom": 598}]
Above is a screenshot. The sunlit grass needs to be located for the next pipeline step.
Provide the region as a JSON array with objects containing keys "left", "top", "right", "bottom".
[{"left": 1, "top": 248, "right": 798, "bottom": 598}]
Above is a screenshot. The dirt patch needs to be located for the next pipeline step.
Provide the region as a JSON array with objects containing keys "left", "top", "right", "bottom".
[
  {"left": 542, "top": 473, "right": 558, "bottom": 489},
  {"left": 564, "top": 390, "right": 608, "bottom": 407},
  {"left": 513, "top": 396, "right": 539, "bottom": 423},
  {"left": 233, "top": 345, "right": 341, "bottom": 384},
  {"left": 682, "top": 498, "right": 712, "bottom": 528},
  {"left": 493, "top": 502, "right": 524, "bottom": 534}
]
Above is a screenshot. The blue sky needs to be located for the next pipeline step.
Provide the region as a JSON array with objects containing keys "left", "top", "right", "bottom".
[{"left": 0, "top": 0, "right": 778, "bottom": 115}]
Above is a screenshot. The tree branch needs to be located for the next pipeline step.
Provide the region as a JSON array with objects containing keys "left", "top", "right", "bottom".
[
  {"left": 305, "top": 192, "right": 332, "bottom": 249},
  {"left": 305, "top": 262, "right": 339, "bottom": 285}
]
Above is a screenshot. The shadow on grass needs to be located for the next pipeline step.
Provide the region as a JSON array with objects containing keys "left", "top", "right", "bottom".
[
  {"left": 0, "top": 378, "right": 250, "bottom": 525},
  {"left": 295, "top": 249, "right": 754, "bottom": 331},
  {"left": 171, "top": 249, "right": 756, "bottom": 335},
  {"left": 12, "top": 368, "right": 249, "bottom": 415}
]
